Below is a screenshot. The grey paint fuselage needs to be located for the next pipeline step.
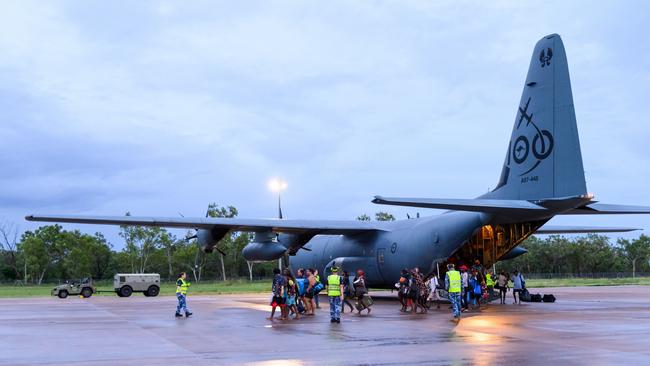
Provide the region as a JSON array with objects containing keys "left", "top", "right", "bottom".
[{"left": 291, "top": 211, "right": 489, "bottom": 287}]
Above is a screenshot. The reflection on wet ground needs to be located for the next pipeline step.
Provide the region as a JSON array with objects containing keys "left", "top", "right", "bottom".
[{"left": 1, "top": 286, "right": 650, "bottom": 365}]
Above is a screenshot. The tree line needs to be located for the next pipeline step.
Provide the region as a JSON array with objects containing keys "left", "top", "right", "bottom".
[
  {"left": 0, "top": 204, "right": 278, "bottom": 284},
  {"left": 505, "top": 234, "right": 650, "bottom": 277},
  {"left": 2, "top": 205, "right": 649, "bottom": 283}
]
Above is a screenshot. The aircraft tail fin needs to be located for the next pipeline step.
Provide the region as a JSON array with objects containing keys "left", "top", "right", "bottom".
[{"left": 488, "top": 34, "right": 587, "bottom": 200}]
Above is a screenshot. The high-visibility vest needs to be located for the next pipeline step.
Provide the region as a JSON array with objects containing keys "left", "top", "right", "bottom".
[
  {"left": 447, "top": 270, "right": 461, "bottom": 293},
  {"left": 327, "top": 275, "right": 341, "bottom": 296},
  {"left": 177, "top": 278, "right": 190, "bottom": 295},
  {"left": 486, "top": 273, "right": 495, "bottom": 287}
]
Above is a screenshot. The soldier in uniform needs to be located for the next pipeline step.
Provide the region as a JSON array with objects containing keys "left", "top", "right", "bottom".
[{"left": 175, "top": 272, "right": 192, "bottom": 318}]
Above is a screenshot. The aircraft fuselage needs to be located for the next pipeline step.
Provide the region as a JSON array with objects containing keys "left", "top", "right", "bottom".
[{"left": 291, "top": 211, "right": 490, "bottom": 288}]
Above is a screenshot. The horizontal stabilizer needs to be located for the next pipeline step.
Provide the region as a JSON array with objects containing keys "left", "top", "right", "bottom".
[
  {"left": 535, "top": 225, "right": 641, "bottom": 234},
  {"left": 372, "top": 196, "right": 547, "bottom": 214},
  {"left": 562, "top": 203, "right": 650, "bottom": 215}
]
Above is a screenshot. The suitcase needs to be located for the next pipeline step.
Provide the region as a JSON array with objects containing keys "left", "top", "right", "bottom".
[
  {"left": 355, "top": 294, "right": 373, "bottom": 311},
  {"left": 519, "top": 289, "right": 531, "bottom": 302},
  {"left": 531, "top": 294, "right": 542, "bottom": 302},
  {"left": 542, "top": 294, "right": 556, "bottom": 303}
]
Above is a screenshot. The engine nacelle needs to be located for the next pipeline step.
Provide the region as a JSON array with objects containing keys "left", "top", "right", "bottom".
[
  {"left": 196, "top": 228, "right": 229, "bottom": 253},
  {"left": 242, "top": 231, "right": 288, "bottom": 261}
]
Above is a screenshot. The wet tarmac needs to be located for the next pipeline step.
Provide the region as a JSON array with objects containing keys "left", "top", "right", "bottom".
[{"left": 1, "top": 286, "right": 649, "bottom": 365}]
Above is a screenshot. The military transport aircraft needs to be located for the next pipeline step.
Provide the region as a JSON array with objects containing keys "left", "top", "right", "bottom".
[{"left": 26, "top": 34, "right": 650, "bottom": 288}]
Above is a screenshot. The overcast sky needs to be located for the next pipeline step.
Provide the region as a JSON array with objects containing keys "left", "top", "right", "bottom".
[{"left": 1, "top": 1, "right": 649, "bottom": 248}]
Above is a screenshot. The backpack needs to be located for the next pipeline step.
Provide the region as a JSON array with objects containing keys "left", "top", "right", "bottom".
[
  {"left": 296, "top": 278, "right": 307, "bottom": 296},
  {"left": 472, "top": 280, "right": 482, "bottom": 295},
  {"left": 312, "top": 281, "right": 325, "bottom": 294}
]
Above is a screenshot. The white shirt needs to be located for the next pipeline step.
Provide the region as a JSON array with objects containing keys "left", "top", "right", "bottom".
[{"left": 428, "top": 276, "right": 439, "bottom": 292}]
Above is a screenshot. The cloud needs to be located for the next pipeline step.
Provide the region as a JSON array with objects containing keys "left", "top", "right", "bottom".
[{"left": 1, "top": 1, "right": 649, "bottom": 247}]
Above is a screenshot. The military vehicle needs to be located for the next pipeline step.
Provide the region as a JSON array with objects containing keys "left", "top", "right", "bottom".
[
  {"left": 52, "top": 277, "right": 95, "bottom": 299},
  {"left": 114, "top": 273, "right": 161, "bottom": 297}
]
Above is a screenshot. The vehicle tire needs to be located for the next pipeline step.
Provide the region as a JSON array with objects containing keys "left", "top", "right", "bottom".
[
  {"left": 119, "top": 286, "right": 133, "bottom": 298},
  {"left": 81, "top": 287, "right": 93, "bottom": 298},
  {"left": 145, "top": 285, "right": 160, "bottom": 297},
  {"left": 116, "top": 290, "right": 124, "bottom": 297},
  {"left": 58, "top": 290, "right": 68, "bottom": 299}
]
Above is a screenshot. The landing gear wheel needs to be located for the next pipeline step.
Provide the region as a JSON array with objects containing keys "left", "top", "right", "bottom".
[{"left": 119, "top": 286, "right": 133, "bottom": 297}]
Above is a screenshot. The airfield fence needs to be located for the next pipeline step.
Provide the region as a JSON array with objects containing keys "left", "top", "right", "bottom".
[{"left": 524, "top": 272, "right": 650, "bottom": 279}]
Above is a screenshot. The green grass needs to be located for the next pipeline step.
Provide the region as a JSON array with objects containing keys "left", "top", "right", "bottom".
[
  {"left": 526, "top": 277, "right": 650, "bottom": 288},
  {"left": 0, "top": 279, "right": 271, "bottom": 298}
]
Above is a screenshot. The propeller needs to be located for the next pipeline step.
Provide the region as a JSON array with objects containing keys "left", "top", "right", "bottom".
[
  {"left": 182, "top": 206, "right": 228, "bottom": 256},
  {"left": 180, "top": 212, "right": 198, "bottom": 241}
]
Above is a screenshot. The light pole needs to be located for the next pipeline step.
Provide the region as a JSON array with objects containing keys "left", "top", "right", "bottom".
[
  {"left": 268, "top": 178, "right": 287, "bottom": 219},
  {"left": 268, "top": 178, "right": 287, "bottom": 269}
]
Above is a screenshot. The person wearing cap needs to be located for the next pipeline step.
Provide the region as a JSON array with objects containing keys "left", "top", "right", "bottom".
[
  {"left": 353, "top": 269, "right": 371, "bottom": 314},
  {"left": 327, "top": 266, "right": 344, "bottom": 323},
  {"left": 445, "top": 263, "right": 462, "bottom": 322}
]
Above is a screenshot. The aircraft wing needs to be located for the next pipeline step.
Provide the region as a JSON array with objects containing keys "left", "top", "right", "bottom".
[
  {"left": 24, "top": 214, "right": 387, "bottom": 235},
  {"left": 535, "top": 225, "right": 641, "bottom": 234},
  {"left": 372, "top": 196, "right": 547, "bottom": 214},
  {"left": 561, "top": 203, "right": 650, "bottom": 215}
]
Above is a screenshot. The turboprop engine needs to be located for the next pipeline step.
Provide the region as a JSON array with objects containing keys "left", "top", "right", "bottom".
[
  {"left": 196, "top": 227, "right": 230, "bottom": 253},
  {"left": 242, "top": 231, "right": 288, "bottom": 262}
]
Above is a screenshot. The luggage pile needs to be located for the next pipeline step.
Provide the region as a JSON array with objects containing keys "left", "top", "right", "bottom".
[{"left": 520, "top": 289, "right": 556, "bottom": 303}]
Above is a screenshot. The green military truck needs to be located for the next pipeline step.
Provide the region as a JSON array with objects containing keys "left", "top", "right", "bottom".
[
  {"left": 52, "top": 277, "right": 96, "bottom": 298},
  {"left": 114, "top": 273, "right": 160, "bottom": 297}
]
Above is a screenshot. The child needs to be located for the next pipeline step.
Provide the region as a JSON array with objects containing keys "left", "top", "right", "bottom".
[{"left": 268, "top": 268, "right": 286, "bottom": 320}]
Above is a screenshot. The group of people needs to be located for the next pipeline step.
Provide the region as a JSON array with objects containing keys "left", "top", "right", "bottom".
[
  {"left": 396, "top": 267, "right": 433, "bottom": 313},
  {"left": 173, "top": 263, "right": 526, "bottom": 323},
  {"left": 457, "top": 260, "right": 492, "bottom": 312},
  {"left": 268, "top": 266, "right": 373, "bottom": 323},
  {"left": 493, "top": 269, "right": 527, "bottom": 304},
  {"left": 395, "top": 261, "right": 497, "bottom": 315},
  {"left": 444, "top": 261, "right": 527, "bottom": 322}
]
